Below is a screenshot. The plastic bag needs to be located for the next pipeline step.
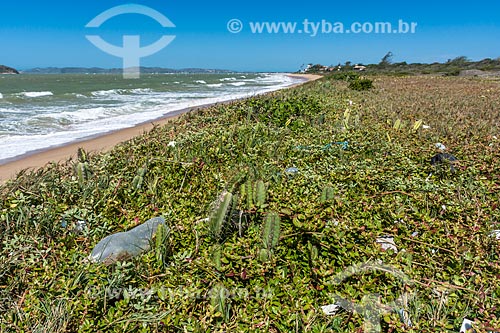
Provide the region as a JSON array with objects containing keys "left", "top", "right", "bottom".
[{"left": 90, "top": 216, "right": 166, "bottom": 264}]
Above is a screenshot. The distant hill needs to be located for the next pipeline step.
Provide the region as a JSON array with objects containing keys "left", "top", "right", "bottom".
[
  {"left": 23, "top": 67, "right": 235, "bottom": 74},
  {"left": 0, "top": 65, "right": 20, "bottom": 74}
]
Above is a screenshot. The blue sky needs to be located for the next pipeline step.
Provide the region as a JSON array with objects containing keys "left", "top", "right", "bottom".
[{"left": 1, "top": 0, "right": 499, "bottom": 72}]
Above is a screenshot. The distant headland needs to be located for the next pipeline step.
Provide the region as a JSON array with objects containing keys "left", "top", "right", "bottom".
[
  {"left": 0, "top": 65, "right": 20, "bottom": 74},
  {"left": 22, "top": 67, "right": 235, "bottom": 74}
]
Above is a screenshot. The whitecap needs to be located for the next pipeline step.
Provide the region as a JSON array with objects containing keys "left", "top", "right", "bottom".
[
  {"left": 130, "top": 88, "right": 153, "bottom": 94},
  {"left": 91, "top": 89, "right": 124, "bottom": 97},
  {"left": 0, "top": 93, "right": 3, "bottom": 99},
  {"left": 195, "top": 80, "right": 207, "bottom": 84},
  {"left": 229, "top": 82, "right": 246, "bottom": 86},
  {"left": 207, "top": 84, "right": 223, "bottom": 88},
  {"left": 20, "top": 91, "right": 53, "bottom": 98}
]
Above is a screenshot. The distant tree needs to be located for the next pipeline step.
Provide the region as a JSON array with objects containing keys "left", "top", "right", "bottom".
[
  {"left": 448, "top": 56, "right": 470, "bottom": 65},
  {"left": 310, "top": 64, "right": 324, "bottom": 71},
  {"left": 379, "top": 51, "right": 394, "bottom": 67}
]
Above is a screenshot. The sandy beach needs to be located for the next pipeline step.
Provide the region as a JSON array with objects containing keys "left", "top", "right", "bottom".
[{"left": 0, "top": 73, "right": 321, "bottom": 183}]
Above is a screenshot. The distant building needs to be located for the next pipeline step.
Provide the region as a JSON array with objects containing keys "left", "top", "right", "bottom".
[
  {"left": 353, "top": 64, "right": 367, "bottom": 71},
  {"left": 301, "top": 64, "right": 313, "bottom": 73}
]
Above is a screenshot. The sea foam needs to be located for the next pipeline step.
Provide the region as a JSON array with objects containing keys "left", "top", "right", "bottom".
[
  {"left": 20, "top": 91, "right": 54, "bottom": 98},
  {"left": 229, "top": 82, "right": 246, "bottom": 86}
]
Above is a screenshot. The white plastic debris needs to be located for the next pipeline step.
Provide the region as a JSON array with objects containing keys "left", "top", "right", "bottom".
[
  {"left": 490, "top": 230, "right": 500, "bottom": 240},
  {"left": 459, "top": 318, "right": 474, "bottom": 333},
  {"left": 75, "top": 220, "right": 87, "bottom": 232},
  {"left": 397, "top": 308, "right": 412, "bottom": 327},
  {"left": 167, "top": 141, "right": 176, "bottom": 147},
  {"left": 422, "top": 125, "right": 431, "bottom": 129},
  {"left": 435, "top": 142, "right": 447, "bottom": 151},
  {"left": 321, "top": 303, "right": 341, "bottom": 315},
  {"left": 376, "top": 236, "right": 398, "bottom": 253},
  {"left": 425, "top": 172, "right": 433, "bottom": 182},
  {"left": 90, "top": 217, "right": 167, "bottom": 264}
]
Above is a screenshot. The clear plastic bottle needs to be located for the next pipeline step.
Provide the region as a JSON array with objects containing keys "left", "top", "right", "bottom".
[{"left": 90, "top": 216, "right": 166, "bottom": 264}]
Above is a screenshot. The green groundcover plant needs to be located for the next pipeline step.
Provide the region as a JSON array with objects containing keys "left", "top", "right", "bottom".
[{"left": 1, "top": 76, "right": 499, "bottom": 332}]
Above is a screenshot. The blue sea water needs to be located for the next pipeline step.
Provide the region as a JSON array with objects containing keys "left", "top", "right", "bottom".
[{"left": 0, "top": 73, "right": 301, "bottom": 162}]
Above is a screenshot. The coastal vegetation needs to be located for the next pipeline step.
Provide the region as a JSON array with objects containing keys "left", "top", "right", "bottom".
[
  {"left": 303, "top": 55, "right": 500, "bottom": 77},
  {"left": 1, "top": 75, "right": 499, "bottom": 332}
]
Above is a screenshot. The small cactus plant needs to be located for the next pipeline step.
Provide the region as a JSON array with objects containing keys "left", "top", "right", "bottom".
[
  {"left": 262, "top": 211, "right": 280, "bottom": 250},
  {"left": 254, "top": 180, "right": 266, "bottom": 207},
  {"left": 260, "top": 211, "right": 280, "bottom": 262},
  {"left": 320, "top": 185, "right": 335, "bottom": 203},
  {"left": 208, "top": 191, "right": 233, "bottom": 240},
  {"left": 75, "top": 162, "right": 90, "bottom": 187},
  {"left": 132, "top": 167, "right": 147, "bottom": 190}
]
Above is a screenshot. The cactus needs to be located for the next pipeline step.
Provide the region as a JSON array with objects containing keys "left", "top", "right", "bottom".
[
  {"left": 212, "top": 245, "right": 222, "bottom": 270},
  {"left": 262, "top": 211, "right": 280, "bottom": 250},
  {"left": 231, "top": 193, "right": 239, "bottom": 214},
  {"left": 243, "top": 180, "right": 253, "bottom": 209},
  {"left": 259, "top": 248, "right": 270, "bottom": 262},
  {"left": 412, "top": 119, "right": 423, "bottom": 132},
  {"left": 320, "top": 186, "right": 335, "bottom": 203},
  {"left": 240, "top": 182, "right": 247, "bottom": 206},
  {"left": 208, "top": 191, "right": 233, "bottom": 240},
  {"left": 343, "top": 108, "right": 351, "bottom": 129},
  {"left": 393, "top": 118, "right": 402, "bottom": 130},
  {"left": 307, "top": 242, "right": 318, "bottom": 262},
  {"left": 254, "top": 180, "right": 266, "bottom": 207},
  {"left": 76, "top": 162, "right": 89, "bottom": 186},
  {"left": 155, "top": 224, "right": 169, "bottom": 266},
  {"left": 77, "top": 147, "right": 88, "bottom": 163},
  {"left": 228, "top": 170, "right": 247, "bottom": 193},
  {"left": 132, "top": 167, "right": 147, "bottom": 190}
]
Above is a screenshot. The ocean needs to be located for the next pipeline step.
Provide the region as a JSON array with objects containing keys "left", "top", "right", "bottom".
[{"left": 0, "top": 73, "right": 301, "bottom": 163}]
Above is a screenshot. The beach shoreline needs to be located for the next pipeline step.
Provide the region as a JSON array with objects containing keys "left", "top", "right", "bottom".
[{"left": 0, "top": 73, "right": 321, "bottom": 183}]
